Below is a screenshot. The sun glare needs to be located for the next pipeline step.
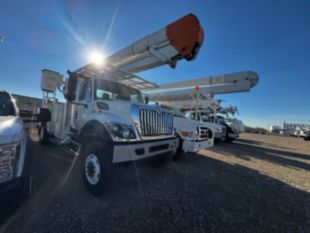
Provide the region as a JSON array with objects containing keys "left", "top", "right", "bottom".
[{"left": 88, "top": 49, "right": 106, "bottom": 66}]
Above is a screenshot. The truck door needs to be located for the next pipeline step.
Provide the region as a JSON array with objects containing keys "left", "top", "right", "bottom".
[{"left": 72, "top": 78, "right": 92, "bottom": 129}]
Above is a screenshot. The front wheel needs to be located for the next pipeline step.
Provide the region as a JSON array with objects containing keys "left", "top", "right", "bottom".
[
  {"left": 172, "top": 137, "right": 185, "bottom": 161},
  {"left": 80, "top": 141, "right": 114, "bottom": 196}
]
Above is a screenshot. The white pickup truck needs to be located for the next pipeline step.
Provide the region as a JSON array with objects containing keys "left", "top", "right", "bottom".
[{"left": 0, "top": 90, "right": 31, "bottom": 205}]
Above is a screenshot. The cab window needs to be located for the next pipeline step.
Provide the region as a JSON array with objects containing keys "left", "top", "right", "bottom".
[{"left": 78, "top": 79, "right": 92, "bottom": 102}]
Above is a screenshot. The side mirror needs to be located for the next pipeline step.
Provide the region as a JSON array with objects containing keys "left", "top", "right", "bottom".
[
  {"left": 144, "top": 95, "right": 149, "bottom": 105},
  {"left": 64, "top": 71, "right": 77, "bottom": 101},
  {"left": 37, "top": 108, "right": 51, "bottom": 122}
]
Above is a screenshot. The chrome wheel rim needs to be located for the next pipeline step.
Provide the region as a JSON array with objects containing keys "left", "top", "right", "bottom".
[{"left": 85, "top": 153, "right": 101, "bottom": 185}]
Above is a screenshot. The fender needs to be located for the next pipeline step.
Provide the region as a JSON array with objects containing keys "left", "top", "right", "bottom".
[{"left": 79, "top": 120, "right": 112, "bottom": 143}]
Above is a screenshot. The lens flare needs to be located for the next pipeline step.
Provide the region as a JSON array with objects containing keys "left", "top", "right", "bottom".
[{"left": 88, "top": 49, "right": 105, "bottom": 66}]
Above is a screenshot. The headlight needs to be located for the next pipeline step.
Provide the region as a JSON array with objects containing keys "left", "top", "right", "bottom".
[
  {"left": 181, "top": 130, "right": 193, "bottom": 138},
  {"left": 0, "top": 144, "right": 17, "bottom": 157},
  {"left": 0, "top": 143, "right": 20, "bottom": 183},
  {"left": 105, "top": 122, "right": 137, "bottom": 141}
]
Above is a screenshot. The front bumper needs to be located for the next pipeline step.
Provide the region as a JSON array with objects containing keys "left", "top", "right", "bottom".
[
  {"left": 214, "top": 132, "right": 222, "bottom": 139},
  {"left": 112, "top": 137, "right": 178, "bottom": 163},
  {"left": 183, "top": 138, "right": 214, "bottom": 153},
  {"left": 228, "top": 133, "right": 239, "bottom": 139}
]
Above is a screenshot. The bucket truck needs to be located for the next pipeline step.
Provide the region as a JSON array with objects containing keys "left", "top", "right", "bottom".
[
  {"left": 181, "top": 99, "right": 227, "bottom": 143},
  {"left": 154, "top": 103, "right": 215, "bottom": 161},
  {"left": 189, "top": 101, "right": 245, "bottom": 142},
  {"left": 147, "top": 71, "right": 259, "bottom": 148},
  {"left": 38, "top": 14, "right": 205, "bottom": 196},
  {"left": 216, "top": 105, "right": 245, "bottom": 141}
]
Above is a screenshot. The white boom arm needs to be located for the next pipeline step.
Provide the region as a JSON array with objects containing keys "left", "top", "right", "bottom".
[
  {"left": 74, "top": 14, "right": 204, "bottom": 86},
  {"left": 218, "top": 105, "right": 239, "bottom": 115},
  {"left": 146, "top": 71, "right": 259, "bottom": 107}
]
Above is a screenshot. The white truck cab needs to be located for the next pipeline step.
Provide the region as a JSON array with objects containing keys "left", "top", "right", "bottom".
[
  {"left": 207, "top": 114, "right": 245, "bottom": 142},
  {"left": 0, "top": 90, "right": 31, "bottom": 204},
  {"left": 167, "top": 109, "right": 213, "bottom": 161},
  {"left": 184, "top": 111, "right": 226, "bottom": 142},
  {"left": 39, "top": 71, "right": 179, "bottom": 196}
]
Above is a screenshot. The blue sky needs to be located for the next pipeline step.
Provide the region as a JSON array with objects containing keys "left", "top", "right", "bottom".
[{"left": 0, "top": 0, "right": 309, "bottom": 128}]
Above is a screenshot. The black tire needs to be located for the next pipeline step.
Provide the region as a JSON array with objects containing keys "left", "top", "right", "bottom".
[
  {"left": 19, "top": 138, "right": 32, "bottom": 202},
  {"left": 39, "top": 123, "right": 49, "bottom": 144},
  {"left": 226, "top": 137, "right": 235, "bottom": 142},
  {"left": 214, "top": 138, "right": 220, "bottom": 144},
  {"left": 80, "top": 141, "right": 114, "bottom": 196},
  {"left": 172, "top": 137, "right": 185, "bottom": 162},
  {"left": 148, "top": 152, "right": 171, "bottom": 167}
]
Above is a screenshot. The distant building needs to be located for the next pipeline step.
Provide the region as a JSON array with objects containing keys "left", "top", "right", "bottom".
[
  {"left": 283, "top": 122, "right": 310, "bottom": 137},
  {"left": 269, "top": 125, "right": 283, "bottom": 133},
  {"left": 269, "top": 123, "right": 310, "bottom": 136}
]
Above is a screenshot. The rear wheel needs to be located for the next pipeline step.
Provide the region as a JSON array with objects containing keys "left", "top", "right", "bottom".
[
  {"left": 39, "top": 123, "right": 49, "bottom": 144},
  {"left": 80, "top": 141, "right": 114, "bottom": 196}
]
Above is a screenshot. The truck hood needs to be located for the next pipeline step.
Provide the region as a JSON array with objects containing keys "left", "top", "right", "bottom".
[
  {"left": 95, "top": 100, "right": 149, "bottom": 125},
  {"left": 104, "top": 100, "right": 132, "bottom": 114},
  {"left": 0, "top": 116, "right": 22, "bottom": 145},
  {"left": 200, "top": 122, "right": 223, "bottom": 133},
  {"left": 174, "top": 117, "right": 196, "bottom": 131}
]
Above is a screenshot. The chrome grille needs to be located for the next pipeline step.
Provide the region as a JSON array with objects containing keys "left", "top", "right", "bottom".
[
  {"left": 197, "top": 126, "right": 213, "bottom": 140},
  {"left": 139, "top": 109, "right": 173, "bottom": 137}
]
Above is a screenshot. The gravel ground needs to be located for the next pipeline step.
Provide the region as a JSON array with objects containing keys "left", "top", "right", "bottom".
[{"left": 0, "top": 133, "right": 309, "bottom": 233}]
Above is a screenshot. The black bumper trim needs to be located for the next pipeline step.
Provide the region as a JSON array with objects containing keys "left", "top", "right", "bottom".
[{"left": 113, "top": 137, "right": 177, "bottom": 146}]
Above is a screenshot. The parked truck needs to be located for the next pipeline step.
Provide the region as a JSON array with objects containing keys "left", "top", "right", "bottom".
[
  {"left": 0, "top": 90, "right": 31, "bottom": 205},
  {"left": 38, "top": 14, "right": 205, "bottom": 195},
  {"left": 145, "top": 91, "right": 216, "bottom": 161},
  {"left": 158, "top": 107, "right": 214, "bottom": 161},
  {"left": 184, "top": 110, "right": 226, "bottom": 142},
  {"left": 208, "top": 105, "right": 245, "bottom": 142},
  {"left": 146, "top": 71, "right": 259, "bottom": 146}
]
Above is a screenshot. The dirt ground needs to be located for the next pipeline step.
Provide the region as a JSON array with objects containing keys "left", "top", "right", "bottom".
[
  {"left": 204, "top": 133, "right": 310, "bottom": 192},
  {"left": 0, "top": 132, "right": 309, "bottom": 233}
]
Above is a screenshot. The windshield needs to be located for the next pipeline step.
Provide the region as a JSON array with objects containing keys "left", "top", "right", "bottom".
[
  {"left": 0, "top": 92, "right": 15, "bottom": 116},
  {"left": 201, "top": 114, "right": 212, "bottom": 123},
  {"left": 217, "top": 116, "right": 227, "bottom": 125},
  {"left": 95, "top": 79, "right": 145, "bottom": 104}
]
